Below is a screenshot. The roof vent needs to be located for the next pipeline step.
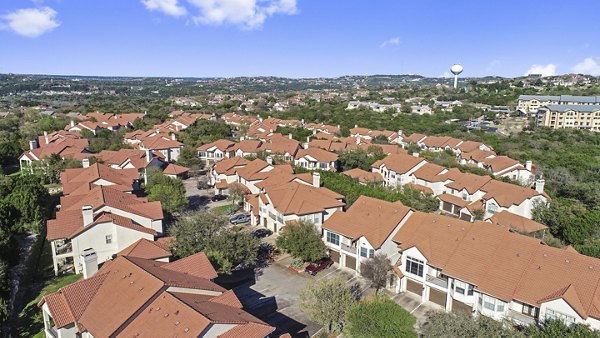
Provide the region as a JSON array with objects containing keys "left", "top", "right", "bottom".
[
  {"left": 185, "top": 328, "right": 189, "bottom": 333},
  {"left": 516, "top": 253, "right": 520, "bottom": 257},
  {"left": 538, "top": 266, "right": 542, "bottom": 270},
  {"left": 565, "top": 259, "right": 569, "bottom": 263},
  {"left": 175, "top": 321, "right": 180, "bottom": 326},
  {"left": 164, "top": 313, "right": 169, "bottom": 318},
  {"left": 543, "top": 253, "right": 547, "bottom": 257},
  {"left": 589, "top": 266, "right": 593, "bottom": 270}
]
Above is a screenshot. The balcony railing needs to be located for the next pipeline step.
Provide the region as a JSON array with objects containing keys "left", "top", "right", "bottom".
[
  {"left": 507, "top": 310, "right": 537, "bottom": 326},
  {"left": 268, "top": 212, "right": 276, "bottom": 221},
  {"left": 54, "top": 241, "right": 72, "bottom": 255},
  {"left": 426, "top": 274, "right": 449, "bottom": 289},
  {"left": 341, "top": 243, "right": 357, "bottom": 255}
]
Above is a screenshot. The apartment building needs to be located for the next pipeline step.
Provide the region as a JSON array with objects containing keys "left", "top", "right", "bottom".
[
  {"left": 197, "top": 139, "right": 236, "bottom": 165},
  {"left": 40, "top": 252, "right": 274, "bottom": 337},
  {"left": 322, "top": 196, "right": 413, "bottom": 272},
  {"left": 294, "top": 147, "right": 339, "bottom": 171},
  {"left": 60, "top": 162, "right": 141, "bottom": 195},
  {"left": 256, "top": 173, "right": 345, "bottom": 233},
  {"left": 19, "top": 131, "right": 90, "bottom": 171},
  {"left": 537, "top": 105, "right": 600, "bottom": 131},
  {"left": 517, "top": 95, "right": 600, "bottom": 113},
  {"left": 47, "top": 185, "right": 164, "bottom": 275},
  {"left": 391, "top": 211, "right": 600, "bottom": 329},
  {"left": 371, "top": 153, "right": 427, "bottom": 187}
]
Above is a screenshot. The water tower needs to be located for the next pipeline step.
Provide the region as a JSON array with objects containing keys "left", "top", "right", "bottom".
[{"left": 451, "top": 64, "right": 463, "bottom": 89}]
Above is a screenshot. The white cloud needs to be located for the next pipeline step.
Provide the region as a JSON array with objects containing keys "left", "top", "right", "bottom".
[
  {"left": 141, "top": 0, "right": 187, "bottom": 17},
  {"left": 380, "top": 37, "right": 400, "bottom": 48},
  {"left": 188, "top": 0, "right": 297, "bottom": 29},
  {"left": 525, "top": 64, "right": 557, "bottom": 77},
  {"left": 2, "top": 7, "right": 60, "bottom": 37},
  {"left": 571, "top": 57, "right": 600, "bottom": 76}
]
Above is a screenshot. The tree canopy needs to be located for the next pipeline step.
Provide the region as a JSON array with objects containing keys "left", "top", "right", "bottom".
[
  {"left": 300, "top": 277, "right": 356, "bottom": 333},
  {"left": 168, "top": 210, "right": 259, "bottom": 274},
  {"left": 345, "top": 295, "right": 416, "bottom": 338},
  {"left": 275, "top": 221, "right": 326, "bottom": 262},
  {"left": 146, "top": 170, "right": 187, "bottom": 215}
]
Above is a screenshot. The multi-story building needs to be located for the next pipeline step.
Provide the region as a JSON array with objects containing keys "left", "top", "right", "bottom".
[
  {"left": 537, "top": 105, "right": 600, "bottom": 131},
  {"left": 321, "top": 196, "right": 413, "bottom": 273},
  {"left": 518, "top": 95, "right": 600, "bottom": 113}
]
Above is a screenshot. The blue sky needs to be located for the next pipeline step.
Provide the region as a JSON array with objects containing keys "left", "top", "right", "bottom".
[{"left": 1, "top": 0, "right": 599, "bottom": 78}]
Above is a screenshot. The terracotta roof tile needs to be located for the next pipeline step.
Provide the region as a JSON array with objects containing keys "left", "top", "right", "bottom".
[
  {"left": 342, "top": 168, "right": 383, "bottom": 184},
  {"left": 162, "top": 252, "right": 218, "bottom": 280},
  {"left": 118, "top": 238, "right": 172, "bottom": 260},
  {"left": 487, "top": 211, "right": 548, "bottom": 234},
  {"left": 371, "top": 153, "right": 425, "bottom": 174},
  {"left": 322, "top": 196, "right": 411, "bottom": 248}
]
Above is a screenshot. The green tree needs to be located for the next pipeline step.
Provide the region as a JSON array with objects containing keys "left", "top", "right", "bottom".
[
  {"left": 146, "top": 171, "right": 187, "bottom": 214},
  {"left": 299, "top": 277, "right": 355, "bottom": 333},
  {"left": 169, "top": 210, "right": 259, "bottom": 274},
  {"left": 360, "top": 253, "right": 393, "bottom": 293},
  {"left": 524, "top": 319, "right": 600, "bottom": 338},
  {"left": 422, "top": 311, "right": 523, "bottom": 338},
  {"left": 473, "top": 209, "right": 485, "bottom": 221},
  {"left": 275, "top": 221, "right": 326, "bottom": 262},
  {"left": 345, "top": 295, "right": 416, "bottom": 338},
  {"left": 177, "top": 146, "right": 203, "bottom": 169}
]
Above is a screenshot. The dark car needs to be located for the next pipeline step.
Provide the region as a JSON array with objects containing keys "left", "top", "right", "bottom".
[
  {"left": 304, "top": 257, "right": 333, "bottom": 276},
  {"left": 251, "top": 228, "right": 273, "bottom": 238},
  {"left": 210, "top": 194, "right": 227, "bottom": 202},
  {"left": 229, "top": 213, "right": 251, "bottom": 224}
]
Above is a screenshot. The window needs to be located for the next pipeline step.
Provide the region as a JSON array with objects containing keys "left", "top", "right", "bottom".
[
  {"left": 360, "top": 247, "right": 368, "bottom": 258},
  {"left": 105, "top": 234, "right": 112, "bottom": 244},
  {"left": 496, "top": 301, "right": 505, "bottom": 313},
  {"left": 462, "top": 193, "right": 468, "bottom": 201},
  {"left": 467, "top": 284, "right": 474, "bottom": 296},
  {"left": 487, "top": 202, "right": 498, "bottom": 215},
  {"left": 319, "top": 162, "right": 328, "bottom": 169},
  {"left": 522, "top": 304, "right": 537, "bottom": 317},
  {"left": 327, "top": 232, "right": 340, "bottom": 246},
  {"left": 455, "top": 280, "right": 466, "bottom": 295},
  {"left": 406, "top": 256, "right": 424, "bottom": 277},
  {"left": 483, "top": 295, "right": 495, "bottom": 311},
  {"left": 545, "top": 309, "right": 576, "bottom": 326}
]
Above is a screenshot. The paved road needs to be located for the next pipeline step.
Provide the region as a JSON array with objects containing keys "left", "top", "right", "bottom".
[{"left": 182, "top": 176, "right": 231, "bottom": 211}]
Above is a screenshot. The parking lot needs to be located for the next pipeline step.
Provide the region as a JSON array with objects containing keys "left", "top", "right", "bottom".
[{"left": 231, "top": 255, "right": 374, "bottom": 337}]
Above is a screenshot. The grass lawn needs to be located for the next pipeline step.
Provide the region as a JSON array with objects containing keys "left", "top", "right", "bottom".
[
  {"left": 212, "top": 203, "right": 237, "bottom": 215},
  {"left": 17, "top": 274, "right": 81, "bottom": 337}
]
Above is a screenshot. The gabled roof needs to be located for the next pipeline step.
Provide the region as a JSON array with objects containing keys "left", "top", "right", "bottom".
[
  {"left": 295, "top": 147, "right": 339, "bottom": 162},
  {"left": 392, "top": 211, "right": 600, "bottom": 319},
  {"left": 162, "top": 163, "right": 190, "bottom": 175},
  {"left": 60, "top": 185, "right": 163, "bottom": 220},
  {"left": 212, "top": 156, "right": 251, "bottom": 175},
  {"left": 162, "top": 252, "right": 218, "bottom": 280},
  {"left": 118, "top": 238, "right": 172, "bottom": 260},
  {"left": 342, "top": 168, "right": 383, "bottom": 184},
  {"left": 371, "top": 153, "right": 426, "bottom": 174},
  {"left": 197, "top": 139, "right": 236, "bottom": 151},
  {"left": 322, "top": 196, "right": 412, "bottom": 249},
  {"left": 264, "top": 181, "right": 344, "bottom": 215},
  {"left": 41, "top": 254, "right": 273, "bottom": 337},
  {"left": 60, "top": 163, "right": 139, "bottom": 195},
  {"left": 486, "top": 210, "right": 548, "bottom": 234}
]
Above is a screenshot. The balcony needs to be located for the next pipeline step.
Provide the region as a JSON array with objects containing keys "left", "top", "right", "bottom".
[
  {"left": 54, "top": 241, "right": 72, "bottom": 256},
  {"left": 341, "top": 243, "right": 357, "bottom": 255},
  {"left": 507, "top": 310, "right": 537, "bottom": 326},
  {"left": 426, "top": 274, "right": 449, "bottom": 289}
]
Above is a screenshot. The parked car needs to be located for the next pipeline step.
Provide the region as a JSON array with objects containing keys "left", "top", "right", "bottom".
[
  {"left": 211, "top": 194, "right": 227, "bottom": 202},
  {"left": 229, "top": 213, "right": 251, "bottom": 224},
  {"left": 304, "top": 257, "right": 333, "bottom": 276},
  {"left": 251, "top": 228, "right": 273, "bottom": 238}
]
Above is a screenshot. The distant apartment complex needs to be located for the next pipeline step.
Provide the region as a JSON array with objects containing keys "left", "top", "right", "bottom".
[
  {"left": 517, "top": 95, "right": 600, "bottom": 113},
  {"left": 537, "top": 105, "right": 600, "bottom": 131}
]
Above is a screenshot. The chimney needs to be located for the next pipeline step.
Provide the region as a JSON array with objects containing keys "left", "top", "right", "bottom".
[
  {"left": 337, "top": 124, "right": 340, "bottom": 130},
  {"left": 82, "top": 205, "right": 94, "bottom": 227},
  {"left": 240, "top": 136, "right": 245, "bottom": 141},
  {"left": 288, "top": 133, "right": 293, "bottom": 140},
  {"left": 303, "top": 143, "right": 309, "bottom": 149},
  {"left": 525, "top": 160, "right": 533, "bottom": 171},
  {"left": 354, "top": 124, "right": 358, "bottom": 128},
  {"left": 81, "top": 248, "right": 98, "bottom": 279},
  {"left": 171, "top": 133, "right": 176, "bottom": 141},
  {"left": 301, "top": 119, "right": 305, "bottom": 124},
  {"left": 146, "top": 149, "right": 153, "bottom": 163},
  {"left": 312, "top": 172, "right": 321, "bottom": 187},
  {"left": 266, "top": 156, "right": 273, "bottom": 165},
  {"left": 44, "top": 131, "right": 49, "bottom": 144},
  {"left": 82, "top": 158, "right": 90, "bottom": 168},
  {"left": 398, "top": 129, "right": 403, "bottom": 136},
  {"left": 70, "top": 120, "right": 76, "bottom": 127},
  {"left": 29, "top": 140, "right": 38, "bottom": 150},
  {"left": 535, "top": 176, "right": 545, "bottom": 194},
  {"left": 306, "top": 136, "right": 311, "bottom": 143},
  {"left": 312, "top": 130, "right": 317, "bottom": 135},
  {"left": 412, "top": 152, "right": 420, "bottom": 157}
]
